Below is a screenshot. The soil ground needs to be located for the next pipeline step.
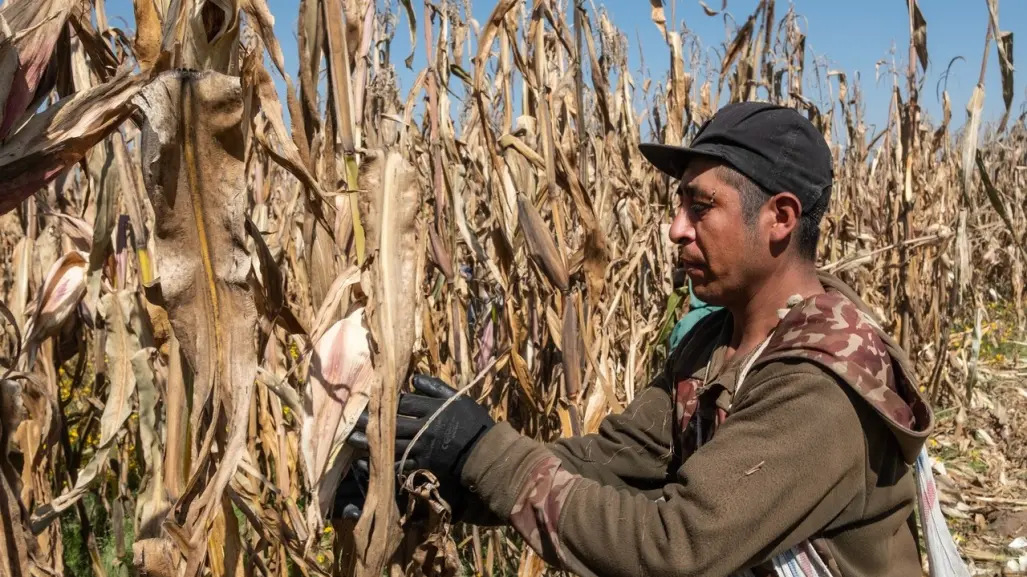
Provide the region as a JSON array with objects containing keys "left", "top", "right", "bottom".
[{"left": 929, "top": 359, "right": 1027, "bottom": 576}]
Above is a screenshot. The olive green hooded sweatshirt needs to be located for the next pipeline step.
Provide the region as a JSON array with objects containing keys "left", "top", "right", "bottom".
[{"left": 459, "top": 272, "right": 934, "bottom": 577}]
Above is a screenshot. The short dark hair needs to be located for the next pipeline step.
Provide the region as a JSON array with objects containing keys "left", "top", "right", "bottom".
[{"left": 715, "top": 164, "right": 826, "bottom": 261}]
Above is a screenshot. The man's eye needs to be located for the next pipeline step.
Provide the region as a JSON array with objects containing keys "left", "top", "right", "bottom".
[{"left": 690, "top": 203, "right": 710, "bottom": 215}]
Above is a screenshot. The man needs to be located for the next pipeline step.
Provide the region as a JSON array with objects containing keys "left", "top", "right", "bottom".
[{"left": 339, "top": 101, "right": 934, "bottom": 576}]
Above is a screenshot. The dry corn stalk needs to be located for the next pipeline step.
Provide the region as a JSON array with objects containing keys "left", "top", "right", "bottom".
[
  {"left": 0, "top": 0, "right": 1021, "bottom": 576},
  {"left": 133, "top": 69, "right": 258, "bottom": 577}
]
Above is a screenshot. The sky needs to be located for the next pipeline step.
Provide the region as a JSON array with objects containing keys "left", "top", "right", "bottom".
[{"left": 104, "top": 0, "right": 1026, "bottom": 142}]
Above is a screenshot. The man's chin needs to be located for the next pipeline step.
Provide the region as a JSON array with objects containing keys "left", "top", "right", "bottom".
[{"left": 688, "top": 279, "right": 725, "bottom": 306}]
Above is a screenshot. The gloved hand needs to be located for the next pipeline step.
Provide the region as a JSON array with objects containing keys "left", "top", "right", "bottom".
[
  {"left": 347, "top": 374, "right": 495, "bottom": 515},
  {"left": 331, "top": 456, "right": 421, "bottom": 521},
  {"left": 329, "top": 458, "right": 370, "bottom": 521}
]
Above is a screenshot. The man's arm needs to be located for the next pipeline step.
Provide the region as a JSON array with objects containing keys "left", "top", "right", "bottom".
[
  {"left": 457, "top": 376, "right": 674, "bottom": 524},
  {"left": 459, "top": 361, "right": 869, "bottom": 577},
  {"left": 544, "top": 309, "right": 725, "bottom": 493},
  {"left": 544, "top": 374, "right": 675, "bottom": 493}
]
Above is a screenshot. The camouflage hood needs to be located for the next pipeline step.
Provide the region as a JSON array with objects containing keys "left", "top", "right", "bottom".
[{"left": 752, "top": 272, "right": 934, "bottom": 465}]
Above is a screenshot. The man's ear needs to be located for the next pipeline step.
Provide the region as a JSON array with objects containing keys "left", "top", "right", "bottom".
[{"left": 767, "top": 192, "right": 802, "bottom": 243}]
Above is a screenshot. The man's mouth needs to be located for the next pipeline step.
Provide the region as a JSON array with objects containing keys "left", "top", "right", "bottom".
[{"left": 680, "top": 260, "right": 708, "bottom": 282}]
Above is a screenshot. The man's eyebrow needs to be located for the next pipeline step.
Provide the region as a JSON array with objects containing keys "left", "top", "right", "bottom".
[{"left": 677, "top": 182, "right": 716, "bottom": 202}]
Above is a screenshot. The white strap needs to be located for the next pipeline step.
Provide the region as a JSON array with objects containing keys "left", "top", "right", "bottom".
[{"left": 915, "top": 447, "right": 973, "bottom": 577}]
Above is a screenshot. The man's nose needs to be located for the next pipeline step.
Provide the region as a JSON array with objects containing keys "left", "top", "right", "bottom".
[{"left": 669, "top": 205, "right": 695, "bottom": 244}]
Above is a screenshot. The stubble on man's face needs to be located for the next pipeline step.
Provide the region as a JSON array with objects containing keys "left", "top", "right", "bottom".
[{"left": 670, "top": 161, "right": 766, "bottom": 308}]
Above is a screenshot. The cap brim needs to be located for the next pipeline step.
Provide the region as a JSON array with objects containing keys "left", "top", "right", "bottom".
[{"left": 638, "top": 143, "right": 725, "bottom": 180}]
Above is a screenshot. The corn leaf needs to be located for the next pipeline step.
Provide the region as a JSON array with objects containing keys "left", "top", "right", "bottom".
[
  {"left": 984, "top": 0, "right": 1014, "bottom": 131},
  {"left": 353, "top": 148, "right": 423, "bottom": 576},
  {"left": 322, "top": 0, "right": 366, "bottom": 264},
  {"left": 0, "top": 0, "right": 77, "bottom": 138},
  {"left": 962, "top": 84, "right": 984, "bottom": 192},
  {"left": 0, "top": 380, "right": 32, "bottom": 576},
  {"left": 30, "top": 290, "right": 146, "bottom": 532},
  {"left": 907, "top": 0, "right": 928, "bottom": 72},
  {"left": 0, "top": 70, "right": 146, "bottom": 215},
  {"left": 996, "top": 30, "right": 1013, "bottom": 130},
  {"left": 399, "top": 0, "right": 417, "bottom": 69},
  {"left": 976, "top": 150, "right": 1027, "bottom": 261},
  {"left": 648, "top": 0, "right": 668, "bottom": 42},
  {"left": 303, "top": 307, "right": 374, "bottom": 524},
  {"left": 135, "top": 69, "right": 258, "bottom": 577}
]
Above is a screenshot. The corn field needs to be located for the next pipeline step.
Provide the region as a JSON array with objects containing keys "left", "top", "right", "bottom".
[{"left": 0, "top": 0, "right": 1023, "bottom": 575}]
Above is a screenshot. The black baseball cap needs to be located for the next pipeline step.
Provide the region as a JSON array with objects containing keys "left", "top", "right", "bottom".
[{"left": 639, "top": 101, "right": 834, "bottom": 214}]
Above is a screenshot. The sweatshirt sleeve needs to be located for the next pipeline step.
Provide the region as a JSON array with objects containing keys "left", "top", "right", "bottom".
[
  {"left": 456, "top": 373, "right": 674, "bottom": 524},
  {"left": 543, "top": 374, "right": 675, "bottom": 493},
  {"left": 459, "top": 362, "right": 868, "bottom": 577}
]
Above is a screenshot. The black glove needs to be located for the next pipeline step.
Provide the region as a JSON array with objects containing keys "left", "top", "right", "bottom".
[
  {"left": 348, "top": 374, "right": 495, "bottom": 511},
  {"left": 328, "top": 457, "right": 417, "bottom": 522},
  {"left": 329, "top": 458, "right": 370, "bottom": 521}
]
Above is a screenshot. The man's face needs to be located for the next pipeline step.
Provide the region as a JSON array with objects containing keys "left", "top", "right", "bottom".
[{"left": 668, "top": 159, "right": 765, "bottom": 306}]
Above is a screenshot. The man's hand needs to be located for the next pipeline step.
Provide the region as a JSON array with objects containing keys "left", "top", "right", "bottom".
[
  {"left": 347, "top": 374, "right": 495, "bottom": 515},
  {"left": 330, "top": 456, "right": 423, "bottom": 521},
  {"left": 329, "top": 458, "right": 370, "bottom": 521}
]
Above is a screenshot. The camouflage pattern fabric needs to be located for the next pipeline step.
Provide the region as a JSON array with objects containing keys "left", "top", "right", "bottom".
[
  {"left": 753, "top": 292, "right": 915, "bottom": 429},
  {"left": 674, "top": 377, "right": 702, "bottom": 453},
  {"left": 507, "top": 455, "right": 580, "bottom": 567}
]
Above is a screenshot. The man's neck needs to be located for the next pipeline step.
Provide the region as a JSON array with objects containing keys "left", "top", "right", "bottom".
[{"left": 725, "top": 263, "right": 825, "bottom": 363}]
